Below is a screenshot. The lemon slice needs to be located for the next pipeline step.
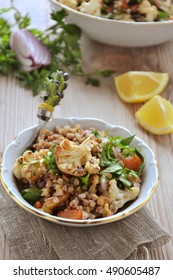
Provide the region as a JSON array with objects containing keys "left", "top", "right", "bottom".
[
  {"left": 115, "top": 71, "right": 169, "bottom": 103},
  {"left": 135, "top": 95, "right": 173, "bottom": 135}
]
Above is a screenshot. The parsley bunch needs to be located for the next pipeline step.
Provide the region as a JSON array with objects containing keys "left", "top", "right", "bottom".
[{"left": 0, "top": 2, "right": 114, "bottom": 95}]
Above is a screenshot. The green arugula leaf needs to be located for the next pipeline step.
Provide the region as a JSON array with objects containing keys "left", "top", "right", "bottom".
[
  {"left": 120, "top": 135, "right": 135, "bottom": 146},
  {"left": 134, "top": 148, "right": 145, "bottom": 176},
  {"left": 21, "top": 187, "right": 41, "bottom": 203},
  {"left": 100, "top": 144, "right": 114, "bottom": 166},
  {"left": 115, "top": 169, "right": 135, "bottom": 189},
  {"left": 118, "top": 177, "right": 132, "bottom": 188},
  {"left": 100, "top": 163, "right": 122, "bottom": 175},
  {"left": 100, "top": 136, "right": 122, "bottom": 166}
]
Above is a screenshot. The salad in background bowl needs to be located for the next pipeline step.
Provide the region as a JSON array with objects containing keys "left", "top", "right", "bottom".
[
  {"left": 58, "top": 0, "right": 173, "bottom": 22},
  {"left": 49, "top": 0, "right": 173, "bottom": 47},
  {"left": 1, "top": 117, "right": 159, "bottom": 226}
]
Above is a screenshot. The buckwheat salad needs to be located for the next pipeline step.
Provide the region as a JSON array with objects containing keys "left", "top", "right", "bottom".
[
  {"left": 13, "top": 124, "right": 144, "bottom": 220},
  {"left": 58, "top": 0, "right": 173, "bottom": 22}
]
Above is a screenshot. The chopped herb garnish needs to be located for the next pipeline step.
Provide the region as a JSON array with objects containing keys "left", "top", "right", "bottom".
[
  {"left": 43, "top": 144, "right": 58, "bottom": 172},
  {"left": 80, "top": 173, "right": 90, "bottom": 190},
  {"left": 92, "top": 130, "right": 102, "bottom": 138}
]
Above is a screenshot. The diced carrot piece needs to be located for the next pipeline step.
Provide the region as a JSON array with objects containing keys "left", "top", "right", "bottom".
[
  {"left": 121, "top": 0, "right": 128, "bottom": 10},
  {"left": 34, "top": 201, "right": 42, "bottom": 208},
  {"left": 122, "top": 155, "right": 142, "bottom": 171},
  {"left": 58, "top": 209, "right": 83, "bottom": 220}
]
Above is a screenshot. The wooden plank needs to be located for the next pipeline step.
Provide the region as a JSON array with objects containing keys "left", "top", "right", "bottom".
[{"left": 0, "top": 0, "right": 172, "bottom": 260}]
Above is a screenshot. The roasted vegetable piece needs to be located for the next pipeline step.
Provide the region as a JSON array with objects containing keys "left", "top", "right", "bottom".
[
  {"left": 54, "top": 134, "right": 100, "bottom": 176},
  {"left": 122, "top": 155, "right": 142, "bottom": 171},
  {"left": 13, "top": 149, "right": 48, "bottom": 184},
  {"left": 42, "top": 192, "right": 70, "bottom": 214},
  {"left": 58, "top": 209, "right": 83, "bottom": 220}
]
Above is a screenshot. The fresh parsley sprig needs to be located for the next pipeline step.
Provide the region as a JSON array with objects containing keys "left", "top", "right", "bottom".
[{"left": 0, "top": 3, "right": 115, "bottom": 95}]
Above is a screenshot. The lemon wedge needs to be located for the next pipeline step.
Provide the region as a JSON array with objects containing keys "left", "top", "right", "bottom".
[
  {"left": 135, "top": 95, "right": 173, "bottom": 135},
  {"left": 115, "top": 71, "right": 169, "bottom": 103}
]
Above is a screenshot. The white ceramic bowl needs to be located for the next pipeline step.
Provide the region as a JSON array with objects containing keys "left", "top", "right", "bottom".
[
  {"left": 49, "top": 0, "right": 173, "bottom": 47},
  {"left": 1, "top": 117, "right": 158, "bottom": 226}
]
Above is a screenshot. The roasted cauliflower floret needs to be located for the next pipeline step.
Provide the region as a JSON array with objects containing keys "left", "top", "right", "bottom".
[
  {"left": 54, "top": 135, "right": 100, "bottom": 176},
  {"left": 104, "top": 179, "right": 140, "bottom": 213},
  {"left": 79, "top": 0, "right": 101, "bottom": 17},
  {"left": 59, "top": 0, "right": 78, "bottom": 9},
  {"left": 13, "top": 149, "right": 48, "bottom": 184},
  {"left": 138, "top": 0, "right": 158, "bottom": 21}
]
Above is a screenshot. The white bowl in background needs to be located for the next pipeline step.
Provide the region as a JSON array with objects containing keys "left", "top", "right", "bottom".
[
  {"left": 49, "top": 0, "right": 173, "bottom": 47},
  {"left": 1, "top": 117, "right": 159, "bottom": 226}
]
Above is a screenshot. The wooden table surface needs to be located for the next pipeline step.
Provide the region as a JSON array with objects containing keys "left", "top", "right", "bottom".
[{"left": 0, "top": 0, "right": 173, "bottom": 260}]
